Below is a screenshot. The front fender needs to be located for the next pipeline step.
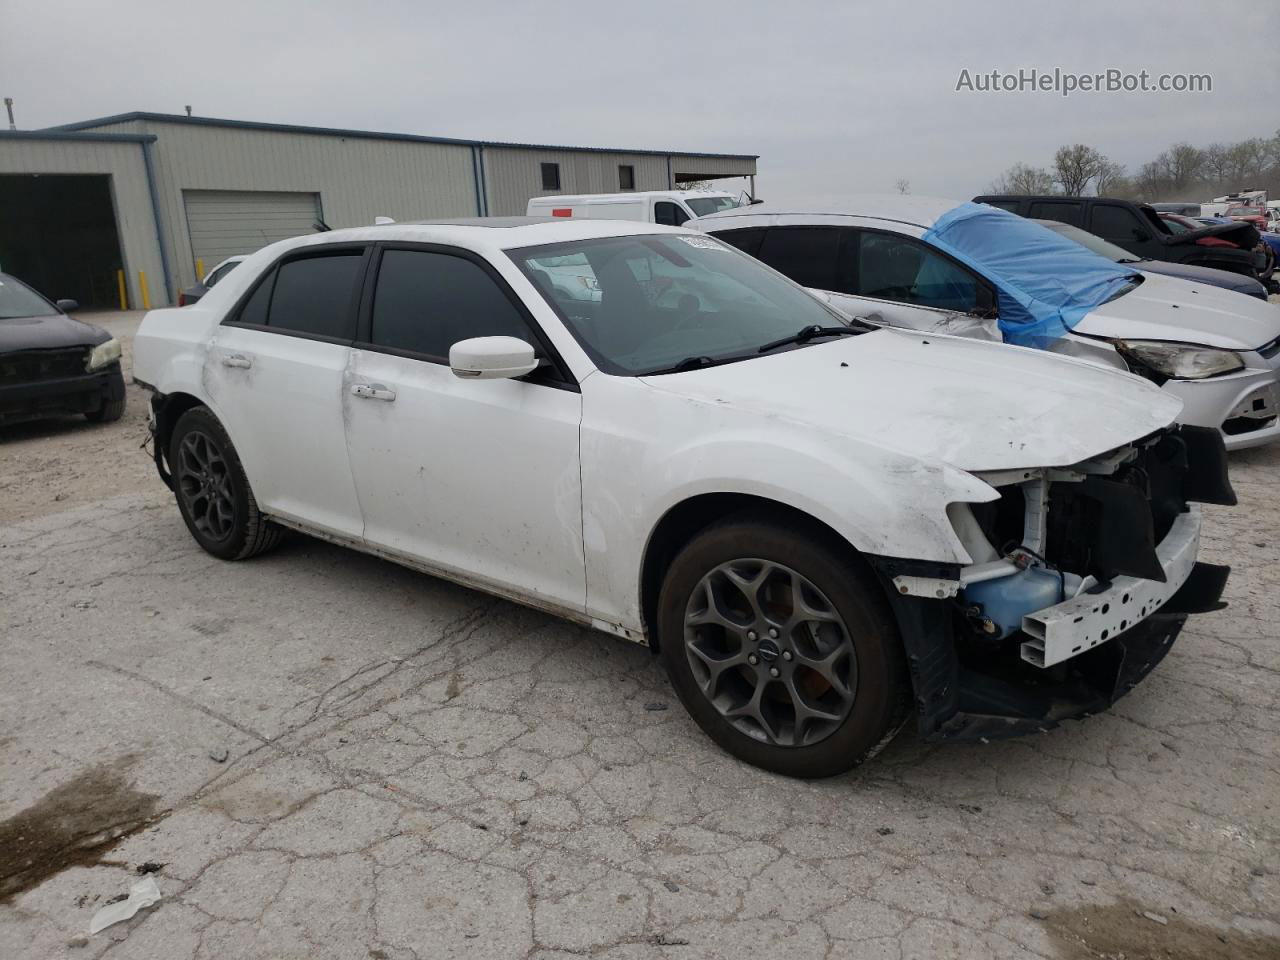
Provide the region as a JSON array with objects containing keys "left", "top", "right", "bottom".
[{"left": 579, "top": 375, "right": 997, "bottom": 632}]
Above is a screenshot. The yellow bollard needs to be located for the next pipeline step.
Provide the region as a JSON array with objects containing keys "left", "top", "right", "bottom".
[
  {"left": 195, "top": 258, "right": 204, "bottom": 281},
  {"left": 139, "top": 271, "right": 151, "bottom": 310},
  {"left": 117, "top": 269, "right": 128, "bottom": 310}
]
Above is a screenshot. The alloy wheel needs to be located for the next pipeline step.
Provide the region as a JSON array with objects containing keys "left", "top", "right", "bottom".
[
  {"left": 683, "top": 558, "right": 858, "bottom": 747},
  {"left": 176, "top": 429, "right": 236, "bottom": 543}
]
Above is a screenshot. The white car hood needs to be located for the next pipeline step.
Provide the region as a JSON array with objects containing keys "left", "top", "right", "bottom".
[
  {"left": 1077, "top": 271, "right": 1280, "bottom": 351},
  {"left": 640, "top": 329, "right": 1182, "bottom": 472}
]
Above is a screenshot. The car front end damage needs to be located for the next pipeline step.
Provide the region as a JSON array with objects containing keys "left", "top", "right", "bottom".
[{"left": 868, "top": 425, "right": 1235, "bottom": 742}]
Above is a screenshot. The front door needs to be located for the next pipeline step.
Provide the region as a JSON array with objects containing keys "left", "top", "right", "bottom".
[
  {"left": 206, "top": 245, "right": 367, "bottom": 538},
  {"left": 342, "top": 245, "right": 586, "bottom": 614}
]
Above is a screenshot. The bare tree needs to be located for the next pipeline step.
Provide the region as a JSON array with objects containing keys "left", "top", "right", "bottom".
[
  {"left": 1093, "top": 158, "right": 1126, "bottom": 197},
  {"left": 1151, "top": 143, "right": 1204, "bottom": 192},
  {"left": 894, "top": 178, "right": 910, "bottom": 195},
  {"left": 1201, "top": 143, "right": 1232, "bottom": 182},
  {"left": 1053, "top": 144, "right": 1105, "bottom": 196},
  {"left": 676, "top": 179, "right": 713, "bottom": 191},
  {"left": 989, "top": 162, "right": 1056, "bottom": 194}
]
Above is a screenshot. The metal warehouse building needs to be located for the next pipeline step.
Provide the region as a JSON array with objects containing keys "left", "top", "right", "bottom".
[{"left": 0, "top": 112, "right": 757, "bottom": 309}]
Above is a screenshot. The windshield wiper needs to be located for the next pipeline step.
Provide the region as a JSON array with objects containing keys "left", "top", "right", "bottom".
[{"left": 756, "top": 324, "right": 862, "bottom": 354}]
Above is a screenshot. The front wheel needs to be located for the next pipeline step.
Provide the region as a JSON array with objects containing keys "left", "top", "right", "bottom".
[
  {"left": 657, "top": 514, "right": 909, "bottom": 778},
  {"left": 170, "top": 406, "right": 282, "bottom": 560}
]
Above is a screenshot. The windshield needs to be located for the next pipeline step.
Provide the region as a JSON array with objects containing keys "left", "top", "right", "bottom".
[
  {"left": 1161, "top": 215, "right": 1192, "bottom": 234},
  {"left": 684, "top": 196, "right": 741, "bottom": 217},
  {"left": 0, "top": 275, "right": 58, "bottom": 319},
  {"left": 509, "top": 233, "right": 856, "bottom": 375},
  {"left": 1226, "top": 206, "right": 1262, "bottom": 217},
  {"left": 1034, "top": 220, "right": 1137, "bottom": 262}
]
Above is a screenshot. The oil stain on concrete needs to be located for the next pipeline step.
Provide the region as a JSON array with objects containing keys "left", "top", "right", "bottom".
[
  {"left": 1044, "top": 900, "right": 1280, "bottom": 960},
  {"left": 0, "top": 756, "right": 165, "bottom": 903}
]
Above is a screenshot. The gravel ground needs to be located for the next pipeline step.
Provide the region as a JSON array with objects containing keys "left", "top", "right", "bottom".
[{"left": 1, "top": 312, "right": 1277, "bottom": 959}]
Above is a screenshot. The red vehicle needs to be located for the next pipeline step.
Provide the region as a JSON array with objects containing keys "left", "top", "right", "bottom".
[{"left": 1225, "top": 205, "right": 1270, "bottom": 233}]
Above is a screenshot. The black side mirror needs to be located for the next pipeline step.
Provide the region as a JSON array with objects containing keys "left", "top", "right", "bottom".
[{"left": 56, "top": 299, "right": 79, "bottom": 313}]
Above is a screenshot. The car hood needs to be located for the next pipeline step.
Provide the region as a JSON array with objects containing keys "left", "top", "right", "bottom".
[
  {"left": 1131, "top": 258, "right": 1266, "bottom": 297},
  {"left": 638, "top": 328, "right": 1181, "bottom": 472},
  {"left": 0, "top": 313, "right": 111, "bottom": 353},
  {"left": 1077, "top": 271, "right": 1280, "bottom": 350}
]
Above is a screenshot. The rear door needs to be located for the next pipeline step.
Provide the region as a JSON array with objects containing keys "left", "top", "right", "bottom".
[
  {"left": 342, "top": 244, "right": 586, "bottom": 613},
  {"left": 206, "top": 245, "right": 366, "bottom": 538}
]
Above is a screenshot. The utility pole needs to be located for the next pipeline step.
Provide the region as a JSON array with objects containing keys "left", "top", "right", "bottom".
[{"left": 4, "top": 98, "right": 15, "bottom": 130}]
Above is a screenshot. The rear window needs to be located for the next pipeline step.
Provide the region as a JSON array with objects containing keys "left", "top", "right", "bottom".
[{"left": 1027, "top": 200, "right": 1085, "bottom": 227}]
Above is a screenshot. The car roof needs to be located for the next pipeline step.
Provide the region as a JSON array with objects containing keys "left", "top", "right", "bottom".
[
  {"left": 692, "top": 194, "right": 961, "bottom": 229},
  {"left": 529, "top": 190, "right": 735, "bottom": 202},
  {"left": 262, "top": 217, "right": 690, "bottom": 255}
]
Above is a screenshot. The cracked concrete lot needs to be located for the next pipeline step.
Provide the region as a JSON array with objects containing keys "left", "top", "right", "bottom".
[{"left": 1, "top": 312, "right": 1278, "bottom": 960}]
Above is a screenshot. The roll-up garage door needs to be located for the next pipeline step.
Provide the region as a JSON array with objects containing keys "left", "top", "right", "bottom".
[{"left": 183, "top": 190, "right": 321, "bottom": 267}]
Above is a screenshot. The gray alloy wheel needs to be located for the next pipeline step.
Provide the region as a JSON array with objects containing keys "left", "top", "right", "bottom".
[
  {"left": 683, "top": 558, "right": 858, "bottom": 748},
  {"left": 175, "top": 428, "right": 237, "bottom": 543}
]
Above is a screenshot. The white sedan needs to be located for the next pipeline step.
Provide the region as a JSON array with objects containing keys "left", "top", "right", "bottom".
[
  {"left": 133, "top": 218, "right": 1233, "bottom": 777},
  {"left": 692, "top": 197, "right": 1280, "bottom": 451}
]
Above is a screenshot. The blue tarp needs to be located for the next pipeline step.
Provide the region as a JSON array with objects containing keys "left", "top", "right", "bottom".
[{"left": 923, "top": 202, "right": 1140, "bottom": 348}]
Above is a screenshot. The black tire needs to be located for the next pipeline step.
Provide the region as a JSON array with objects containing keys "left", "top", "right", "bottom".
[
  {"left": 657, "top": 512, "right": 909, "bottom": 778},
  {"left": 85, "top": 395, "right": 126, "bottom": 423},
  {"left": 169, "top": 406, "right": 282, "bottom": 561}
]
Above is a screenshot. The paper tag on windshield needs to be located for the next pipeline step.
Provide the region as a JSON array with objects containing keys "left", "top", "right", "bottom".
[{"left": 677, "top": 236, "right": 727, "bottom": 251}]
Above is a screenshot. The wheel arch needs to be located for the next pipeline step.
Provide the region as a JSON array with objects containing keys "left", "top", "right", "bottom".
[
  {"left": 151, "top": 391, "right": 208, "bottom": 488},
  {"left": 638, "top": 492, "right": 878, "bottom": 652}
]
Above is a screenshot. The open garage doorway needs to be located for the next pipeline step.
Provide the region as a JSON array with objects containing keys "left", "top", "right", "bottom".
[{"left": 0, "top": 174, "right": 125, "bottom": 309}]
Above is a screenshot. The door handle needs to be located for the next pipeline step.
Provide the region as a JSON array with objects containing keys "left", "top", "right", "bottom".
[
  {"left": 221, "top": 353, "right": 252, "bottom": 368},
  {"left": 351, "top": 383, "right": 396, "bottom": 402}
]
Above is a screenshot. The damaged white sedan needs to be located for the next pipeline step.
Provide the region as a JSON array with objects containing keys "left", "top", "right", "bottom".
[{"left": 133, "top": 218, "right": 1234, "bottom": 778}]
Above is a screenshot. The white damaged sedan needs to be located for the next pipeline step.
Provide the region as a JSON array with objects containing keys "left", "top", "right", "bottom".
[{"left": 133, "top": 218, "right": 1234, "bottom": 778}]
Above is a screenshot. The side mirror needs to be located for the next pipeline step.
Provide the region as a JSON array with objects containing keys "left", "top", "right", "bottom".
[
  {"left": 449, "top": 336, "right": 539, "bottom": 380},
  {"left": 56, "top": 299, "right": 79, "bottom": 313}
]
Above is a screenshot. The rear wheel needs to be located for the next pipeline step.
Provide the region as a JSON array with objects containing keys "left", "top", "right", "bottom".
[
  {"left": 170, "top": 406, "right": 281, "bottom": 560},
  {"left": 657, "top": 514, "right": 909, "bottom": 778}
]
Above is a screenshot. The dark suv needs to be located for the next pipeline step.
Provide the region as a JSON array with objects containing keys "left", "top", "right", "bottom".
[{"left": 974, "top": 195, "right": 1264, "bottom": 279}]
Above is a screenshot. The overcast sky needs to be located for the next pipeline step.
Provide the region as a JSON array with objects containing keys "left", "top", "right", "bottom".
[{"left": 4, "top": 0, "right": 1276, "bottom": 205}]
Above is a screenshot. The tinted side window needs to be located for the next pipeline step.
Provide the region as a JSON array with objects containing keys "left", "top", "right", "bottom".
[
  {"left": 711, "top": 227, "right": 766, "bottom": 258},
  {"left": 266, "top": 252, "right": 363, "bottom": 339},
  {"left": 756, "top": 227, "right": 841, "bottom": 290},
  {"left": 1091, "top": 204, "right": 1145, "bottom": 242},
  {"left": 1027, "top": 200, "right": 1084, "bottom": 226},
  {"left": 654, "top": 202, "right": 690, "bottom": 227},
  {"left": 236, "top": 268, "right": 276, "bottom": 327},
  {"left": 855, "top": 232, "right": 982, "bottom": 312},
  {"left": 370, "top": 249, "right": 533, "bottom": 360}
]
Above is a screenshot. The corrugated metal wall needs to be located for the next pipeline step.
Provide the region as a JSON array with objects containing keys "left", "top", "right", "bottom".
[
  {"left": 76, "top": 120, "right": 480, "bottom": 294},
  {"left": 482, "top": 148, "right": 672, "bottom": 215},
  {"left": 670, "top": 154, "right": 756, "bottom": 179},
  {"left": 0, "top": 139, "right": 165, "bottom": 309}
]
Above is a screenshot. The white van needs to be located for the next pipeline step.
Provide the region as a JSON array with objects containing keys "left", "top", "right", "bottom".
[{"left": 526, "top": 190, "right": 743, "bottom": 227}]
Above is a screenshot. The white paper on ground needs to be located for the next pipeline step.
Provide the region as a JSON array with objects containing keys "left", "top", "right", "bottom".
[{"left": 89, "top": 876, "right": 162, "bottom": 934}]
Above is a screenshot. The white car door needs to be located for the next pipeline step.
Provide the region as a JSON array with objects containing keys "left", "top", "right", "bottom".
[
  {"left": 342, "top": 244, "right": 586, "bottom": 614},
  {"left": 206, "top": 245, "right": 367, "bottom": 538}
]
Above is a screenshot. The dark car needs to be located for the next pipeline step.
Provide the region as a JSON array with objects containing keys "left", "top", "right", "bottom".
[
  {"left": 1033, "top": 219, "right": 1270, "bottom": 300},
  {"left": 974, "top": 194, "right": 1264, "bottom": 279},
  {"left": 0, "top": 273, "right": 126, "bottom": 424}
]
